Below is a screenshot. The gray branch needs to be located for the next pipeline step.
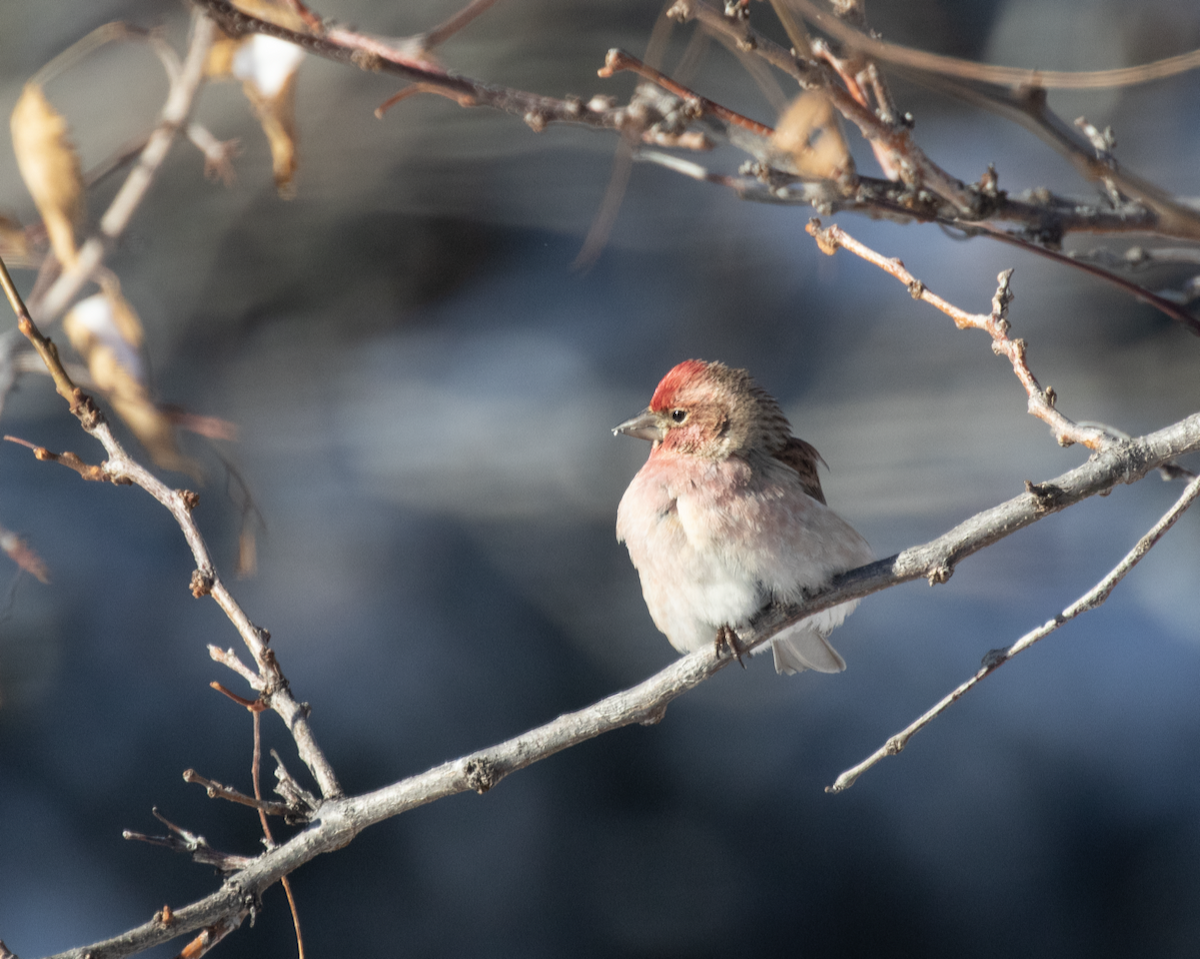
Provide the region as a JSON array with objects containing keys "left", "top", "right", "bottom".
[{"left": 40, "top": 408, "right": 1200, "bottom": 959}]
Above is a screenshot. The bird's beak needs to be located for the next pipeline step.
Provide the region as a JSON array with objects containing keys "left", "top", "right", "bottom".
[{"left": 613, "top": 407, "right": 667, "bottom": 443}]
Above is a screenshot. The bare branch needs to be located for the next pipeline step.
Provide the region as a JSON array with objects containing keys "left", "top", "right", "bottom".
[
  {"left": 122, "top": 808, "right": 254, "bottom": 873},
  {"left": 786, "top": 0, "right": 1200, "bottom": 91},
  {"left": 829, "top": 471, "right": 1200, "bottom": 792},
  {"left": 41, "top": 405, "right": 1200, "bottom": 959},
  {"left": 2, "top": 255, "right": 343, "bottom": 802},
  {"left": 804, "top": 220, "right": 1113, "bottom": 448},
  {"left": 955, "top": 222, "right": 1200, "bottom": 336},
  {"left": 672, "top": 0, "right": 977, "bottom": 212}
]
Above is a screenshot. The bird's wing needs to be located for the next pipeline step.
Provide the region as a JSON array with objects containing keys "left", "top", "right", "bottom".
[{"left": 773, "top": 437, "right": 827, "bottom": 505}]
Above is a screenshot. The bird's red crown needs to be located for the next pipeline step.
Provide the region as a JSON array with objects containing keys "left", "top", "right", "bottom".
[{"left": 649, "top": 359, "right": 710, "bottom": 411}]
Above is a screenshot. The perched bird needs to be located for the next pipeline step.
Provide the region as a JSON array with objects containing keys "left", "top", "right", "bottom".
[{"left": 614, "top": 359, "right": 872, "bottom": 674}]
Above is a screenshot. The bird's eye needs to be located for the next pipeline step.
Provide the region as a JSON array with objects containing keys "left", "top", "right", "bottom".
[{"left": 670, "top": 409, "right": 688, "bottom": 423}]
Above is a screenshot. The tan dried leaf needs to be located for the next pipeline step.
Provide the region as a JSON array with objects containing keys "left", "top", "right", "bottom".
[
  {"left": 772, "top": 90, "right": 855, "bottom": 181},
  {"left": 212, "top": 35, "right": 306, "bottom": 196},
  {"left": 97, "top": 274, "right": 145, "bottom": 349},
  {"left": 64, "top": 294, "right": 201, "bottom": 478},
  {"left": 246, "top": 70, "right": 300, "bottom": 197},
  {"left": 206, "top": 35, "right": 241, "bottom": 80},
  {"left": 10, "top": 83, "right": 84, "bottom": 267}
]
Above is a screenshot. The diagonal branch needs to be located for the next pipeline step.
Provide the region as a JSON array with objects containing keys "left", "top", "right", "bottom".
[
  {"left": 1, "top": 257, "right": 343, "bottom": 802},
  {"left": 829, "top": 470, "right": 1200, "bottom": 792},
  {"left": 39, "top": 406, "right": 1200, "bottom": 959}
]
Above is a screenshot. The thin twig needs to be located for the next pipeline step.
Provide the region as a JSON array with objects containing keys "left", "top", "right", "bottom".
[
  {"left": 787, "top": 0, "right": 1200, "bottom": 91},
  {"left": 208, "top": 646, "right": 263, "bottom": 688},
  {"left": 182, "top": 768, "right": 293, "bottom": 817},
  {"left": 673, "top": 0, "right": 977, "bottom": 212},
  {"left": 31, "top": 13, "right": 217, "bottom": 324},
  {"left": 599, "top": 48, "right": 774, "bottom": 137},
  {"left": 829, "top": 471, "right": 1200, "bottom": 793},
  {"left": 421, "top": 0, "right": 503, "bottom": 51},
  {"left": 2, "top": 250, "right": 343, "bottom": 800},
  {"left": 805, "top": 220, "right": 1112, "bottom": 449},
  {"left": 167, "top": 917, "right": 243, "bottom": 959},
  {"left": 958, "top": 222, "right": 1200, "bottom": 337},
  {"left": 122, "top": 808, "right": 254, "bottom": 872}
]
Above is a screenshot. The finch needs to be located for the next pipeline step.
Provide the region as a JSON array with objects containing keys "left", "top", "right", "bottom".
[{"left": 615, "top": 359, "right": 872, "bottom": 674}]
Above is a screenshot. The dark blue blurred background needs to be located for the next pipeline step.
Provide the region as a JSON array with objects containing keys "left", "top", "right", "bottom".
[{"left": 1, "top": 1, "right": 1199, "bottom": 956}]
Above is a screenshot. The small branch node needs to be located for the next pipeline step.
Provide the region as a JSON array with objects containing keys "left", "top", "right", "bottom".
[
  {"left": 906, "top": 278, "right": 925, "bottom": 300},
  {"left": 638, "top": 703, "right": 669, "bottom": 726},
  {"left": 666, "top": 0, "right": 694, "bottom": 23},
  {"left": 465, "top": 756, "right": 502, "bottom": 794},
  {"left": 991, "top": 268, "right": 1015, "bottom": 314},
  {"left": 981, "top": 647, "right": 1009, "bottom": 669},
  {"left": 190, "top": 567, "right": 215, "bottom": 597},
  {"left": 1024, "top": 479, "right": 1066, "bottom": 515},
  {"left": 179, "top": 489, "right": 200, "bottom": 511},
  {"left": 805, "top": 218, "right": 841, "bottom": 255},
  {"left": 926, "top": 563, "right": 953, "bottom": 585}
]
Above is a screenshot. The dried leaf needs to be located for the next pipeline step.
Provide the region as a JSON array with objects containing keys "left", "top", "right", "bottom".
[
  {"left": 64, "top": 293, "right": 201, "bottom": 478},
  {"left": 10, "top": 83, "right": 84, "bottom": 267},
  {"left": 771, "top": 90, "right": 854, "bottom": 181},
  {"left": 236, "top": 35, "right": 305, "bottom": 196},
  {"left": 206, "top": 35, "right": 241, "bottom": 80},
  {"left": 0, "top": 528, "right": 50, "bottom": 584},
  {"left": 211, "top": 34, "right": 306, "bottom": 196},
  {"left": 97, "top": 274, "right": 145, "bottom": 349}
]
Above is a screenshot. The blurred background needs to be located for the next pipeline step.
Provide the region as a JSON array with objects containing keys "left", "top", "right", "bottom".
[{"left": 1, "top": 0, "right": 1199, "bottom": 956}]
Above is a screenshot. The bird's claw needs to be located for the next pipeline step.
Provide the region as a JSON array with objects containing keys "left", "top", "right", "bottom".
[{"left": 714, "top": 625, "right": 746, "bottom": 668}]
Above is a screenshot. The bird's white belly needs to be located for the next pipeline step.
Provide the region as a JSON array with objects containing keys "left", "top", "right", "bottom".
[{"left": 621, "top": 489, "right": 765, "bottom": 653}]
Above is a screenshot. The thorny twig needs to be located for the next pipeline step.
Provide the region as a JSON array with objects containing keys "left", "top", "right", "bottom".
[
  {"left": 787, "top": 0, "right": 1200, "bottom": 91},
  {"left": 951, "top": 222, "right": 1200, "bottom": 336},
  {"left": 671, "top": 0, "right": 977, "bottom": 212},
  {"left": 186, "top": 0, "right": 1200, "bottom": 258}
]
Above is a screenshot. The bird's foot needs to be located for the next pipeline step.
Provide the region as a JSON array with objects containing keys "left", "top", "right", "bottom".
[{"left": 714, "top": 625, "right": 746, "bottom": 669}]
